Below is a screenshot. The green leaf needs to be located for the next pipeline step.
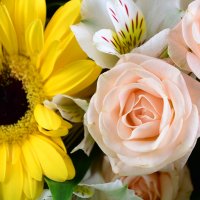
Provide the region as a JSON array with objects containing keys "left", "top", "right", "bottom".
[{"left": 45, "top": 145, "right": 100, "bottom": 200}]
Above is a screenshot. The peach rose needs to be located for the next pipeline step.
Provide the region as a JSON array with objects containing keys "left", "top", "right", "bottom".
[
  {"left": 121, "top": 167, "right": 192, "bottom": 200},
  {"left": 83, "top": 156, "right": 193, "bottom": 200},
  {"left": 85, "top": 53, "right": 200, "bottom": 176},
  {"left": 168, "top": 0, "right": 200, "bottom": 78}
]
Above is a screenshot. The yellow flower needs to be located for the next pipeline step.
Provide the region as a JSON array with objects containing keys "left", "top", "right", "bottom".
[{"left": 0, "top": 0, "right": 101, "bottom": 199}]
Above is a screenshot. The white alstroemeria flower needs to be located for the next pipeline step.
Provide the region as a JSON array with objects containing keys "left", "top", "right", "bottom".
[{"left": 71, "top": 0, "right": 192, "bottom": 68}]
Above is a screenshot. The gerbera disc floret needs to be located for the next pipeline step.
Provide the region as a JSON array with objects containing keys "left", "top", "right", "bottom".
[{"left": 0, "top": 54, "right": 45, "bottom": 142}]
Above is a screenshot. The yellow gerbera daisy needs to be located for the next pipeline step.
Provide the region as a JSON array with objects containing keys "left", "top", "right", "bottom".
[{"left": 0, "top": 0, "right": 101, "bottom": 199}]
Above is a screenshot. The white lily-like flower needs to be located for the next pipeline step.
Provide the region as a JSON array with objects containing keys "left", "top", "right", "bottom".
[
  {"left": 93, "top": 0, "right": 146, "bottom": 57},
  {"left": 71, "top": 0, "right": 192, "bottom": 68}
]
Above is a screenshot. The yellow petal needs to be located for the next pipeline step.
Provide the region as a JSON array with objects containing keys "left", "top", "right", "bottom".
[
  {"left": 1, "top": 0, "right": 15, "bottom": 16},
  {"left": 54, "top": 33, "right": 87, "bottom": 72},
  {"left": 11, "top": 142, "right": 21, "bottom": 164},
  {"left": 25, "top": 19, "right": 44, "bottom": 58},
  {"left": 35, "top": 134, "right": 75, "bottom": 180},
  {"left": 21, "top": 139, "right": 43, "bottom": 181},
  {"left": 38, "top": 119, "right": 72, "bottom": 137},
  {"left": 29, "top": 134, "right": 70, "bottom": 181},
  {"left": 37, "top": 40, "right": 60, "bottom": 81},
  {"left": 0, "top": 44, "right": 3, "bottom": 59},
  {"left": 51, "top": 137, "right": 67, "bottom": 153},
  {"left": 44, "top": 60, "right": 102, "bottom": 97},
  {"left": 0, "top": 3, "right": 18, "bottom": 54},
  {"left": 34, "top": 104, "right": 61, "bottom": 131},
  {"left": 11, "top": 0, "right": 46, "bottom": 54},
  {"left": 1, "top": 159, "right": 23, "bottom": 200},
  {"left": 0, "top": 143, "right": 7, "bottom": 182},
  {"left": 44, "top": 0, "right": 80, "bottom": 51},
  {"left": 23, "top": 172, "right": 43, "bottom": 199},
  {"left": 63, "top": 154, "right": 75, "bottom": 180}
]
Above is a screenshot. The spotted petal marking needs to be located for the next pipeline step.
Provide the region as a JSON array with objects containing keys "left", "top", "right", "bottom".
[{"left": 93, "top": 0, "right": 146, "bottom": 56}]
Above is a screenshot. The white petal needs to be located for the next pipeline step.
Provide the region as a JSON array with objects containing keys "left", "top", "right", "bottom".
[
  {"left": 106, "top": 0, "right": 143, "bottom": 33},
  {"left": 81, "top": 0, "right": 113, "bottom": 29},
  {"left": 71, "top": 23, "right": 118, "bottom": 68},
  {"left": 93, "top": 29, "right": 121, "bottom": 57},
  {"left": 136, "top": 0, "right": 183, "bottom": 38},
  {"left": 175, "top": 0, "right": 193, "bottom": 10},
  {"left": 133, "top": 29, "right": 169, "bottom": 57}
]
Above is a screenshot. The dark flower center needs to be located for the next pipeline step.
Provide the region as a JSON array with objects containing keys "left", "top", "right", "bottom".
[{"left": 0, "top": 69, "right": 28, "bottom": 125}]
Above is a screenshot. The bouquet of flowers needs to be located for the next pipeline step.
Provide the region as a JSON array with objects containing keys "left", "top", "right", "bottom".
[{"left": 0, "top": 0, "right": 200, "bottom": 199}]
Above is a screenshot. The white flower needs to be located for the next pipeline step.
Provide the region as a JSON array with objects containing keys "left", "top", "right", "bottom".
[{"left": 71, "top": 0, "right": 190, "bottom": 68}]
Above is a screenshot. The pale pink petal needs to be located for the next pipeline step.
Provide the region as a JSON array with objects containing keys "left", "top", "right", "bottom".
[
  {"left": 117, "top": 118, "right": 132, "bottom": 139},
  {"left": 187, "top": 52, "right": 200, "bottom": 79},
  {"left": 86, "top": 97, "right": 116, "bottom": 157},
  {"left": 182, "top": 73, "right": 200, "bottom": 111},
  {"left": 119, "top": 91, "right": 135, "bottom": 116},
  {"left": 182, "top": 3, "right": 200, "bottom": 57},
  {"left": 159, "top": 97, "right": 173, "bottom": 132},
  {"left": 168, "top": 23, "right": 190, "bottom": 71},
  {"left": 170, "top": 105, "right": 199, "bottom": 164},
  {"left": 129, "top": 121, "right": 160, "bottom": 139},
  {"left": 192, "top": 21, "right": 200, "bottom": 44}
]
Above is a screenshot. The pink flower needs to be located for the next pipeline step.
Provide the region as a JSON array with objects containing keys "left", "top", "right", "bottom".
[
  {"left": 121, "top": 167, "right": 192, "bottom": 200},
  {"left": 85, "top": 53, "right": 200, "bottom": 176},
  {"left": 168, "top": 0, "right": 200, "bottom": 78}
]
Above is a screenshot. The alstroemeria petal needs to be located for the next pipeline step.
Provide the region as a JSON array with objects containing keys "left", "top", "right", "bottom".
[
  {"left": 71, "top": 23, "right": 118, "bottom": 68},
  {"left": 93, "top": 29, "right": 121, "bottom": 57},
  {"left": 94, "top": 0, "right": 146, "bottom": 55},
  {"left": 107, "top": 0, "right": 145, "bottom": 37},
  {"left": 71, "top": 0, "right": 118, "bottom": 68},
  {"left": 81, "top": 0, "right": 113, "bottom": 28},
  {"left": 133, "top": 29, "right": 169, "bottom": 57},
  {"left": 136, "top": 0, "right": 183, "bottom": 39},
  {"left": 43, "top": 60, "right": 101, "bottom": 97}
]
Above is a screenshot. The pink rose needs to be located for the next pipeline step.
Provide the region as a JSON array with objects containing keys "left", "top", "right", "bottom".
[
  {"left": 168, "top": 0, "right": 200, "bottom": 78},
  {"left": 85, "top": 53, "right": 200, "bottom": 175},
  {"left": 121, "top": 167, "right": 192, "bottom": 200}
]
